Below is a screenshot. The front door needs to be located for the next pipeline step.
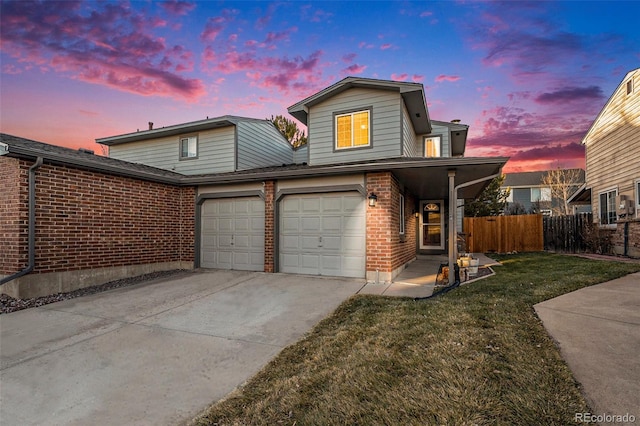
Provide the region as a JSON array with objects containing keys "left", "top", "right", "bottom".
[{"left": 419, "top": 200, "right": 445, "bottom": 250}]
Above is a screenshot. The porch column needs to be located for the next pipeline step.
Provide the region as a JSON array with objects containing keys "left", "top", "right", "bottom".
[{"left": 448, "top": 170, "right": 457, "bottom": 285}]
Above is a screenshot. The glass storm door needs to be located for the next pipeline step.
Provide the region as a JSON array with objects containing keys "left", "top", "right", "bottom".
[{"left": 420, "top": 200, "right": 444, "bottom": 250}]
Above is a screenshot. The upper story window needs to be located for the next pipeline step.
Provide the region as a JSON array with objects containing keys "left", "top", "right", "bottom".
[
  {"left": 599, "top": 188, "right": 617, "bottom": 226},
  {"left": 335, "top": 110, "right": 370, "bottom": 150},
  {"left": 180, "top": 136, "right": 198, "bottom": 159},
  {"left": 424, "top": 136, "right": 441, "bottom": 157}
]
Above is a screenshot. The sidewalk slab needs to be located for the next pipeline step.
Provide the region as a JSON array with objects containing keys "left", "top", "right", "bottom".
[{"left": 534, "top": 272, "right": 640, "bottom": 423}]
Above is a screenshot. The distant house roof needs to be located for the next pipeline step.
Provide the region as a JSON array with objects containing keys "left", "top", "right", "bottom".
[
  {"left": 503, "top": 169, "right": 585, "bottom": 187},
  {"left": 287, "top": 76, "right": 432, "bottom": 134},
  {"left": 96, "top": 115, "right": 278, "bottom": 146},
  {"left": 431, "top": 120, "right": 469, "bottom": 157}
]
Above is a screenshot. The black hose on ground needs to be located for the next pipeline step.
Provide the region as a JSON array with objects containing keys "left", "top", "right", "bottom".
[{"left": 414, "top": 263, "right": 461, "bottom": 301}]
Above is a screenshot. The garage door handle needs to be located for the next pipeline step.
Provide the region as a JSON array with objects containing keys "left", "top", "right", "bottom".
[
  {"left": 318, "top": 236, "right": 323, "bottom": 247},
  {"left": 231, "top": 234, "right": 234, "bottom": 245}
]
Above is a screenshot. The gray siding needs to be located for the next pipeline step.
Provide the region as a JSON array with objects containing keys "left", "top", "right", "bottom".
[
  {"left": 308, "top": 87, "right": 401, "bottom": 165},
  {"left": 293, "top": 144, "right": 308, "bottom": 164},
  {"left": 109, "top": 126, "right": 236, "bottom": 174},
  {"left": 236, "top": 121, "right": 293, "bottom": 170},
  {"left": 402, "top": 102, "right": 419, "bottom": 156}
]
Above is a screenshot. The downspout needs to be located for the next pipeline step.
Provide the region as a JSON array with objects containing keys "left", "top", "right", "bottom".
[
  {"left": 0, "top": 157, "right": 43, "bottom": 285},
  {"left": 447, "top": 171, "right": 502, "bottom": 285}
]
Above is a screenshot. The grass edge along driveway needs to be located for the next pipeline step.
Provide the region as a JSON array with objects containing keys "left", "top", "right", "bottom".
[{"left": 190, "top": 253, "right": 640, "bottom": 426}]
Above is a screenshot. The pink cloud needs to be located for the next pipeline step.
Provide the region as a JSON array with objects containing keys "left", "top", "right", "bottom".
[
  {"left": 419, "top": 11, "right": 433, "bottom": 17},
  {"left": 358, "top": 42, "right": 375, "bottom": 49},
  {"left": 412, "top": 74, "right": 424, "bottom": 83},
  {"left": 435, "top": 74, "right": 461, "bottom": 83},
  {"left": 391, "top": 73, "right": 408, "bottom": 81},
  {"left": 342, "top": 53, "right": 357, "bottom": 63},
  {"left": 1, "top": 1, "right": 205, "bottom": 101},
  {"left": 342, "top": 64, "right": 367, "bottom": 75},
  {"left": 380, "top": 43, "right": 393, "bottom": 50},
  {"left": 160, "top": 1, "right": 196, "bottom": 16},
  {"left": 200, "top": 9, "right": 238, "bottom": 43}
]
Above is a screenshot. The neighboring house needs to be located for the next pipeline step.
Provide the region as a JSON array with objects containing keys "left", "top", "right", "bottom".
[
  {"left": 569, "top": 68, "right": 640, "bottom": 257},
  {"left": 1, "top": 77, "right": 508, "bottom": 297},
  {"left": 503, "top": 169, "right": 587, "bottom": 216}
]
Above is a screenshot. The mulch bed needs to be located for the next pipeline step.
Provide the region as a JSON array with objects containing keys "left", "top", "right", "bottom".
[{"left": 0, "top": 269, "right": 190, "bottom": 315}]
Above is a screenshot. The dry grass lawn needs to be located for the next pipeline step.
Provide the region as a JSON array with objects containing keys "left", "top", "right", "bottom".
[{"left": 191, "top": 253, "right": 640, "bottom": 425}]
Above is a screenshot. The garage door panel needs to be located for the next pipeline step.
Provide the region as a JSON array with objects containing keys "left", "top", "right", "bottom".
[
  {"left": 200, "top": 197, "right": 264, "bottom": 271},
  {"left": 279, "top": 192, "right": 365, "bottom": 278}
]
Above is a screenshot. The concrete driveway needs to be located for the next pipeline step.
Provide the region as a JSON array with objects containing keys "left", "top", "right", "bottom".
[{"left": 0, "top": 270, "right": 364, "bottom": 426}]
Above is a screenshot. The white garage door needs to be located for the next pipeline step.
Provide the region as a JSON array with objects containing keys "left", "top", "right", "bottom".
[
  {"left": 279, "top": 192, "right": 366, "bottom": 278},
  {"left": 201, "top": 197, "right": 264, "bottom": 271}
]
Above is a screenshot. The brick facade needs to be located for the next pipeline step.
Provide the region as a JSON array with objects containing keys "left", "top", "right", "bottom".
[
  {"left": 611, "top": 219, "right": 640, "bottom": 258},
  {"left": 366, "top": 172, "right": 418, "bottom": 280},
  {"left": 264, "top": 180, "right": 275, "bottom": 272},
  {"left": 1, "top": 157, "right": 195, "bottom": 277},
  {"left": 0, "top": 157, "right": 29, "bottom": 274}
]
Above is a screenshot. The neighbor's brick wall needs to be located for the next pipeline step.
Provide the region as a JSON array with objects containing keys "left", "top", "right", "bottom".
[
  {"left": 264, "top": 180, "right": 275, "bottom": 272},
  {"left": 0, "top": 157, "right": 29, "bottom": 274},
  {"left": 611, "top": 219, "right": 640, "bottom": 258},
  {"left": 366, "top": 172, "right": 417, "bottom": 273},
  {"left": 2, "top": 158, "right": 195, "bottom": 275}
]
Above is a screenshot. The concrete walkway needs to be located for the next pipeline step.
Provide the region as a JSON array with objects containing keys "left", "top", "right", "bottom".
[
  {"left": 535, "top": 272, "right": 640, "bottom": 424},
  {"left": 0, "top": 270, "right": 364, "bottom": 426},
  {"left": 358, "top": 253, "right": 499, "bottom": 298}
]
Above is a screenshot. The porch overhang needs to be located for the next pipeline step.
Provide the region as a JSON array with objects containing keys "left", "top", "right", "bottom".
[
  {"left": 568, "top": 184, "right": 591, "bottom": 205},
  {"left": 391, "top": 158, "right": 508, "bottom": 200}
]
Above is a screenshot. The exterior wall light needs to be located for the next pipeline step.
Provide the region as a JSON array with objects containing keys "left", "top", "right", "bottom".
[{"left": 368, "top": 192, "right": 378, "bottom": 207}]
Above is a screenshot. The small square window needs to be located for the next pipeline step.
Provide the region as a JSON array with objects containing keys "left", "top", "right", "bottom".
[
  {"left": 424, "top": 136, "right": 441, "bottom": 157},
  {"left": 180, "top": 136, "right": 198, "bottom": 159}
]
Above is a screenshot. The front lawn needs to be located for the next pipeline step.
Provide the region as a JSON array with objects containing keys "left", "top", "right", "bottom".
[{"left": 192, "top": 253, "right": 640, "bottom": 425}]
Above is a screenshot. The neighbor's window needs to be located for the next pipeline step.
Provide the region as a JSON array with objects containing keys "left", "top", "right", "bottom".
[
  {"left": 531, "top": 187, "right": 551, "bottom": 202},
  {"left": 424, "top": 136, "right": 441, "bottom": 157},
  {"left": 627, "top": 79, "right": 633, "bottom": 95},
  {"left": 399, "top": 194, "right": 405, "bottom": 235},
  {"left": 636, "top": 179, "right": 640, "bottom": 210},
  {"left": 180, "top": 136, "right": 198, "bottom": 159},
  {"left": 335, "top": 110, "right": 370, "bottom": 150},
  {"left": 599, "top": 189, "right": 617, "bottom": 225}
]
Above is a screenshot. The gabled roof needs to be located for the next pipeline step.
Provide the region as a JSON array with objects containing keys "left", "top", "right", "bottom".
[
  {"left": 96, "top": 115, "right": 274, "bottom": 146},
  {"left": 581, "top": 67, "right": 640, "bottom": 145},
  {"left": 1, "top": 133, "right": 183, "bottom": 184},
  {"left": 288, "top": 77, "right": 431, "bottom": 134}
]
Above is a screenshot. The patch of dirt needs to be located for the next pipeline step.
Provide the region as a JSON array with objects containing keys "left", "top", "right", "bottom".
[{"left": 0, "top": 270, "right": 190, "bottom": 315}]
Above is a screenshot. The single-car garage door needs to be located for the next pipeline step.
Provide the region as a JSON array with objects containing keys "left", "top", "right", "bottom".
[
  {"left": 279, "top": 192, "right": 365, "bottom": 278},
  {"left": 201, "top": 197, "right": 264, "bottom": 271}
]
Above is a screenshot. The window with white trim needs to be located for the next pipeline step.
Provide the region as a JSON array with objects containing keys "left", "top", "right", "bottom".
[
  {"left": 635, "top": 179, "right": 640, "bottom": 212},
  {"left": 424, "top": 135, "right": 441, "bottom": 157},
  {"left": 180, "top": 136, "right": 198, "bottom": 159},
  {"left": 399, "top": 194, "right": 405, "bottom": 235},
  {"left": 599, "top": 188, "right": 617, "bottom": 225},
  {"left": 531, "top": 187, "right": 551, "bottom": 202},
  {"left": 335, "top": 110, "right": 370, "bottom": 149}
]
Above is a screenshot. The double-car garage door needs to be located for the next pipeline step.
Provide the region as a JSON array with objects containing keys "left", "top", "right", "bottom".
[{"left": 200, "top": 192, "right": 366, "bottom": 278}]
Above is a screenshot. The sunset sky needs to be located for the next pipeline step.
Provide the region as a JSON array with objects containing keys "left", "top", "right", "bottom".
[{"left": 1, "top": 1, "right": 639, "bottom": 172}]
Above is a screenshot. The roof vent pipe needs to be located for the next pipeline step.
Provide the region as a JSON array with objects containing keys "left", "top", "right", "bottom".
[{"left": 148, "top": 122, "right": 154, "bottom": 130}]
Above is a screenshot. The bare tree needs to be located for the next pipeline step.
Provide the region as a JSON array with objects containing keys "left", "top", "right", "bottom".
[
  {"left": 268, "top": 115, "right": 307, "bottom": 148},
  {"left": 541, "top": 168, "right": 584, "bottom": 216}
]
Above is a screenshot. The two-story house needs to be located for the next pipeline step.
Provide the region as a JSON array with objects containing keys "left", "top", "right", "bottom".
[
  {"left": 503, "top": 169, "right": 587, "bottom": 216},
  {"left": 569, "top": 68, "right": 640, "bottom": 257},
  {"left": 1, "top": 77, "right": 507, "bottom": 298},
  {"left": 101, "top": 77, "right": 507, "bottom": 282}
]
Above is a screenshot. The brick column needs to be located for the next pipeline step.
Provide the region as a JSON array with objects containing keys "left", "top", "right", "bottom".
[
  {"left": 264, "top": 180, "right": 276, "bottom": 272},
  {"left": 366, "top": 172, "right": 393, "bottom": 281}
]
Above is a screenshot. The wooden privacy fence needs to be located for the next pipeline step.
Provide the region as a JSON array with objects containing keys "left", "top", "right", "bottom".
[
  {"left": 543, "top": 213, "right": 593, "bottom": 253},
  {"left": 464, "top": 214, "right": 543, "bottom": 253}
]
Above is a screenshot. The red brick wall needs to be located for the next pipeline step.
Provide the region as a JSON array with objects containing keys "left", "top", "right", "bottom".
[
  {"left": 264, "top": 180, "right": 275, "bottom": 272},
  {"left": 0, "top": 157, "right": 29, "bottom": 274},
  {"left": 1, "top": 158, "right": 194, "bottom": 275},
  {"left": 611, "top": 219, "right": 640, "bottom": 258},
  {"left": 366, "top": 172, "right": 417, "bottom": 273}
]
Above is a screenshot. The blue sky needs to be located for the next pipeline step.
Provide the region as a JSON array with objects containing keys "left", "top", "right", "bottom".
[{"left": 1, "top": 0, "right": 639, "bottom": 171}]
